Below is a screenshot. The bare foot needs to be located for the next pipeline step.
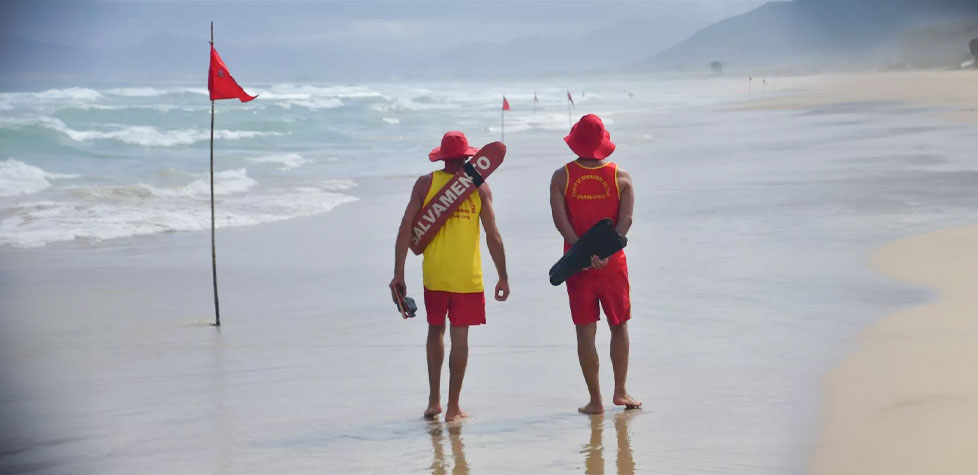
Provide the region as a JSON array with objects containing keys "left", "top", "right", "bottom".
[
  {"left": 612, "top": 393, "right": 642, "bottom": 410},
  {"left": 423, "top": 401, "right": 442, "bottom": 419},
  {"left": 444, "top": 406, "right": 470, "bottom": 423},
  {"left": 578, "top": 401, "right": 604, "bottom": 414}
]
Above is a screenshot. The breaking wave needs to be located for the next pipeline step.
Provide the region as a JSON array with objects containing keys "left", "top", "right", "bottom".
[
  {"left": 0, "top": 159, "right": 78, "bottom": 197},
  {"left": 0, "top": 169, "right": 357, "bottom": 247},
  {"left": 104, "top": 86, "right": 210, "bottom": 97},
  {"left": 247, "top": 153, "right": 309, "bottom": 170},
  {"left": 0, "top": 116, "right": 279, "bottom": 147}
]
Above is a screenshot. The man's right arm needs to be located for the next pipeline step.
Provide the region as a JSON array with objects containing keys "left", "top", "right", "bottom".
[
  {"left": 549, "top": 167, "right": 579, "bottom": 245},
  {"left": 390, "top": 175, "right": 429, "bottom": 301}
]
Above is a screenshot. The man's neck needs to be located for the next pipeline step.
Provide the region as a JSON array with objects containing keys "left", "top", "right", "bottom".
[
  {"left": 576, "top": 157, "right": 605, "bottom": 167},
  {"left": 443, "top": 159, "right": 465, "bottom": 173}
]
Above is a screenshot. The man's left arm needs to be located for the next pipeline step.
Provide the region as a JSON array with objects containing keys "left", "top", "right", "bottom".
[
  {"left": 478, "top": 184, "right": 509, "bottom": 301},
  {"left": 615, "top": 168, "right": 634, "bottom": 237},
  {"left": 591, "top": 168, "right": 635, "bottom": 269},
  {"left": 590, "top": 167, "right": 634, "bottom": 270}
]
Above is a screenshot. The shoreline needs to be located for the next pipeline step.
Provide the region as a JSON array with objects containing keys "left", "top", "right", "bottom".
[
  {"left": 809, "top": 224, "right": 978, "bottom": 475},
  {"left": 770, "top": 70, "right": 978, "bottom": 474},
  {"left": 737, "top": 69, "right": 978, "bottom": 124}
]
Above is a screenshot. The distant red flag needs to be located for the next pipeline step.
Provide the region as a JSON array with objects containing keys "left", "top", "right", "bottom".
[
  {"left": 208, "top": 45, "right": 256, "bottom": 102},
  {"left": 502, "top": 96, "right": 511, "bottom": 111},
  {"left": 534, "top": 92, "right": 539, "bottom": 103},
  {"left": 567, "top": 90, "right": 574, "bottom": 106}
]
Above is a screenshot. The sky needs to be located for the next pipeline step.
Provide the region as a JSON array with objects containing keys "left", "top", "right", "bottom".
[
  {"left": 0, "top": 0, "right": 770, "bottom": 82},
  {"left": 2, "top": 1, "right": 768, "bottom": 47}
]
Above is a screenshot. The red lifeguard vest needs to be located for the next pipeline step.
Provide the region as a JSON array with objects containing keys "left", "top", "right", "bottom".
[{"left": 563, "top": 160, "right": 627, "bottom": 271}]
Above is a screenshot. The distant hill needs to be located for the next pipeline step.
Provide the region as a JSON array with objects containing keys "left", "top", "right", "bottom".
[
  {"left": 0, "top": 10, "right": 729, "bottom": 84},
  {"left": 900, "top": 18, "right": 978, "bottom": 68},
  {"left": 0, "top": 35, "right": 94, "bottom": 82},
  {"left": 647, "top": 0, "right": 978, "bottom": 72},
  {"left": 405, "top": 13, "right": 728, "bottom": 79}
]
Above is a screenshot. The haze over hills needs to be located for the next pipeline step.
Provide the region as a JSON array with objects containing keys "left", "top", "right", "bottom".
[
  {"left": 0, "top": 25, "right": 681, "bottom": 85},
  {"left": 0, "top": 12, "right": 725, "bottom": 84},
  {"left": 1, "top": 0, "right": 976, "bottom": 87},
  {"left": 413, "top": 12, "right": 726, "bottom": 79},
  {"left": 649, "top": 0, "right": 978, "bottom": 72},
  {"left": 0, "top": 0, "right": 760, "bottom": 86}
]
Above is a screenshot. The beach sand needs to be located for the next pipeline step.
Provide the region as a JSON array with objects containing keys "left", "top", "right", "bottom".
[
  {"left": 809, "top": 225, "right": 978, "bottom": 475},
  {"left": 743, "top": 70, "right": 978, "bottom": 124},
  {"left": 763, "top": 70, "right": 978, "bottom": 475}
]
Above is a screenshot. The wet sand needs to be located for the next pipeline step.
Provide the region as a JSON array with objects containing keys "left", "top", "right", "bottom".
[
  {"left": 0, "top": 168, "right": 664, "bottom": 474},
  {"left": 809, "top": 225, "right": 978, "bottom": 475},
  {"left": 747, "top": 70, "right": 978, "bottom": 474}
]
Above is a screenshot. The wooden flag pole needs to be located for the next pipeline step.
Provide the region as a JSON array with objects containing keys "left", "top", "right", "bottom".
[{"left": 209, "top": 21, "right": 221, "bottom": 327}]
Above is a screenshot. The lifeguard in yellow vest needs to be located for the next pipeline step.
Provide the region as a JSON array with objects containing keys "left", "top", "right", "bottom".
[{"left": 391, "top": 131, "right": 509, "bottom": 423}]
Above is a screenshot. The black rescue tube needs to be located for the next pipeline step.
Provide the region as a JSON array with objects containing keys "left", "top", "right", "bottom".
[{"left": 549, "top": 218, "right": 628, "bottom": 286}]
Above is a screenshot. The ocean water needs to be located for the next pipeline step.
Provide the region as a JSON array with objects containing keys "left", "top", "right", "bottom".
[
  {"left": 4, "top": 76, "right": 978, "bottom": 474},
  {"left": 0, "top": 78, "right": 737, "bottom": 248}
]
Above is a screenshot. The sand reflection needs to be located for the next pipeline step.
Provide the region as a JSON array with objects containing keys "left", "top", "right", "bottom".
[
  {"left": 583, "top": 414, "right": 605, "bottom": 474},
  {"left": 428, "top": 422, "right": 469, "bottom": 475},
  {"left": 582, "top": 411, "right": 638, "bottom": 474}
]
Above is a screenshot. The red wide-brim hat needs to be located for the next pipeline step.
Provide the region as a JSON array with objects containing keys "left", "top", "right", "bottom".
[
  {"left": 564, "top": 114, "right": 615, "bottom": 160},
  {"left": 429, "top": 131, "right": 480, "bottom": 162}
]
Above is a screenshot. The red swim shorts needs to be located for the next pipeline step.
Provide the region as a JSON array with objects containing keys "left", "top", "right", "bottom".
[
  {"left": 565, "top": 264, "right": 631, "bottom": 326},
  {"left": 424, "top": 288, "right": 486, "bottom": 327}
]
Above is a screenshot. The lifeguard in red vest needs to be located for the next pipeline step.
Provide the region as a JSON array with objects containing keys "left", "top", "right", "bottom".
[{"left": 549, "top": 114, "right": 642, "bottom": 414}]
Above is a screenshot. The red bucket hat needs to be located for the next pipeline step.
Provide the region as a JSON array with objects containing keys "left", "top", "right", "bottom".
[
  {"left": 564, "top": 114, "right": 615, "bottom": 160},
  {"left": 429, "top": 131, "right": 480, "bottom": 162}
]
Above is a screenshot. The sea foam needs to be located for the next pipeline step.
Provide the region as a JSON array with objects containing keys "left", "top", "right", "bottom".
[
  {"left": 0, "top": 159, "right": 77, "bottom": 197},
  {"left": 105, "top": 87, "right": 169, "bottom": 97},
  {"left": 247, "top": 153, "right": 308, "bottom": 170},
  {"left": 0, "top": 170, "right": 357, "bottom": 248},
  {"left": 104, "top": 87, "right": 209, "bottom": 97},
  {"left": 0, "top": 116, "right": 278, "bottom": 147},
  {"left": 29, "top": 87, "right": 103, "bottom": 102}
]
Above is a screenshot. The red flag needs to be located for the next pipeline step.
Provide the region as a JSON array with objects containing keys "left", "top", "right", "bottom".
[
  {"left": 502, "top": 96, "right": 511, "bottom": 111},
  {"left": 567, "top": 90, "right": 574, "bottom": 106},
  {"left": 208, "top": 45, "right": 256, "bottom": 102},
  {"left": 534, "top": 92, "right": 539, "bottom": 103}
]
